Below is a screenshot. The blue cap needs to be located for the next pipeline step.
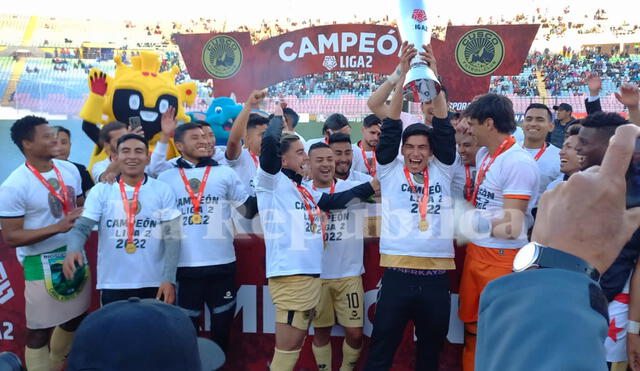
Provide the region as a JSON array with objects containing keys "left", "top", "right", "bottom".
[{"left": 67, "top": 297, "right": 225, "bottom": 371}]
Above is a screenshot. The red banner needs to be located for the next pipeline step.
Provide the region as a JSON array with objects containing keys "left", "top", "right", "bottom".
[
  {"left": 0, "top": 232, "right": 466, "bottom": 370},
  {"left": 175, "top": 24, "right": 538, "bottom": 103}
]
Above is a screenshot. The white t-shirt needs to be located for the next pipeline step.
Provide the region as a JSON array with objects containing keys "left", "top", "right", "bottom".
[
  {"left": 377, "top": 157, "right": 456, "bottom": 258},
  {"left": 148, "top": 141, "right": 227, "bottom": 177},
  {"left": 521, "top": 143, "right": 561, "bottom": 205},
  {"left": 347, "top": 170, "right": 373, "bottom": 183},
  {"left": 305, "top": 179, "right": 367, "bottom": 279},
  {"left": 0, "top": 160, "right": 83, "bottom": 262},
  {"left": 92, "top": 158, "right": 110, "bottom": 183},
  {"left": 451, "top": 155, "right": 477, "bottom": 201},
  {"left": 158, "top": 164, "right": 249, "bottom": 267},
  {"left": 471, "top": 144, "right": 540, "bottom": 250},
  {"left": 82, "top": 176, "right": 179, "bottom": 289},
  {"left": 351, "top": 143, "right": 377, "bottom": 176},
  {"left": 546, "top": 174, "right": 564, "bottom": 192},
  {"left": 255, "top": 168, "right": 323, "bottom": 278},
  {"left": 225, "top": 148, "right": 262, "bottom": 234}
]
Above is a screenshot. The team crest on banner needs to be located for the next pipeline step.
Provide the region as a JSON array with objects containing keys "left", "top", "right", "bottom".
[
  {"left": 202, "top": 35, "right": 243, "bottom": 79},
  {"left": 41, "top": 250, "right": 89, "bottom": 301},
  {"left": 455, "top": 28, "right": 505, "bottom": 76}
]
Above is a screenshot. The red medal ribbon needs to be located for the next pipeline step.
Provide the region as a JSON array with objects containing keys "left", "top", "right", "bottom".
[
  {"left": 359, "top": 143, "right": 377, "bottom": 177},
  {"left": 179, "top": 166, "right": 212, "bottom": 217},
  {"left": 403, "top": 167, "right": 429, "bottom": 226},
  {"left": 472, "top": 136, "right": 516, "bottom": 206},
  {"left": 119, "top": 178, "right": 143, "bottom": 246},
  {"left": 249, "top": 150, "right": 259, "bottom": 168},
  {"left": 523, "top": 142, "right": 548, "bottom": 161},
  {"left": 26, "top": 162, "right": 70, "bottom": 215},
  {"left": 464, "top": 165, "right": 473, "bottom": 202}
]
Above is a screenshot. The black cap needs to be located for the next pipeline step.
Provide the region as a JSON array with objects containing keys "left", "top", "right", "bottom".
[
  {"left": 67, "top": 298, "right": 225, "bottom": 371},
  {"left": 552, "top": 103, "right": 573, "bottom": 112}
]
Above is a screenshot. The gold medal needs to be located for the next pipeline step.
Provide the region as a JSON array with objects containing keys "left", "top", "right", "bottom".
[
  {"left": 192, "top": 213, "right": 202, "bottom": 224},
  {"left": 419, "top": 219, "right": 429, "bottom": 231},
  {"left": 125, "top": 242, "right": 137, "bottom": 254},
  {"left": 311, "top": 223, "right": 317, "bottom": 234}
]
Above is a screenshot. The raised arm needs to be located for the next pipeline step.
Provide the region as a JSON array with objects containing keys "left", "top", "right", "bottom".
[
  {"left": 260, "top": 106, "right": 285, "bottom": 175},
  {"left": 430, "top": 92, "right": 456, "bottom": 165},
  {"left": 420, "top": 44, "right": 456, "bottom": 165},
  {"left": 585, "top": 73, "right": 603, "bottom": 115},
  {"left": 227, "top": 89, "right": 266, "bottom": 161},
  {"left": 367, "top": 41, "right": 416, "bottom": 119},
  {"left": 615, "top": 84, "right": 640, "bottom": 126},
  {"left": 82, "top": 121, "right": 100, "bottom": 145}
]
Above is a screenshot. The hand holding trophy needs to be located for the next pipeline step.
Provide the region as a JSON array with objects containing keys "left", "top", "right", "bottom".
[{"left": 398, "top": 0, "right": 441, "bottom": 102}]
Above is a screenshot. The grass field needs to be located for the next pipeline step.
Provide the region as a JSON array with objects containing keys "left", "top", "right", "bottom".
[{"left": 295, "top": 120, "right": 364, "bottom": 142}]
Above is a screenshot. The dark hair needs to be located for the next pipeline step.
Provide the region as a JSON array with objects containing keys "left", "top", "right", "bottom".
[
  {"left": 463, "top": 93, "right": 516, "bottom": 134},
  {"left": 402, "top": 123, "right": 434, "bottom": 148},
  {"left": 193, "top": 120, "right": 209, "bottom": 127},
  {"left": 525, "top": 103, "right": 553, "bottom": 121},
  {"left": 53, "top": 125, "right": 71, "bottom": 139},
  {"left": 116, "top": 134, "right": 149, "bottom": 151},
  {"left": 283, "top": 107, "right": 299, "bottom": 128},
  {"left": 100, "top": 121, "right": 128, "bottom": 146},
  {"left": 325, "top": 113, "right": 350, "bottom": 132},
  {"left": 280, "top": 134, "right": 300, "bottom": 154},
  {"left": 248, "top": 114, "right": 269, "bottom": 130},
  {"left": 567, "top": 123, "right": 582, "bottom": 137},
  {"left": 10, "top": 115, "right": 48, "bottom": 152},
  {"left": 308, "top": 142, "right": 331, "bottom": 156},
  {"left": 581, "top": 112, "right": 628, "bottom": 128},
  {"left": 328, "top": 133, "right": 352, "bottom": 145},
  {"left": 174, "top": 122, "right": 204, "bottom": 144},
  {"left": 363, "top": 114, "right": 382, "bottom": 128}
]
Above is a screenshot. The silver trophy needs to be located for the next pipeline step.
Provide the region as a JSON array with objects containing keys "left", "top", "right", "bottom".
[{"left": 398, "top": 0, "right": 441, "bottom": 102}]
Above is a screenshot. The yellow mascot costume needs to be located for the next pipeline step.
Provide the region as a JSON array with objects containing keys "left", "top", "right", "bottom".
[{"left": 79, "top": 51, "right": 196, "bottom": 172}]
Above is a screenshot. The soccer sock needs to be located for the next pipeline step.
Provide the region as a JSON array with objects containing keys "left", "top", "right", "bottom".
[
  {"left": 49, "top": 326, "right": 76, "bottom": 370},
  {"left": 25, "top": 345, "right": 50, "bottom": 371},
  {"left": 339, "top": 339, "right": 361, "bottom": 371},
  {"left": 312, "top": 342, "right": 332, "bottom": 370},
  {"left": 270, "top": 348, "right": 301, "bottom": 371}
]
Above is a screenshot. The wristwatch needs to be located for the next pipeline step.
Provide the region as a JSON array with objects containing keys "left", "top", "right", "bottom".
[{"left": 513, "top": 242, "right": 600, "bottom": 281}]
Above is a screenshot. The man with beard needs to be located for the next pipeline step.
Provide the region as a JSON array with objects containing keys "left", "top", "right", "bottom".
[
  {"left": 352, "top": 114, "right": 382, "bottom": 177},
  {"left": 0, "top": 116, "right": 89, "bottom": 371},
  {"left": 329, "top": 133, "right": 373, "bottom": 183}
]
